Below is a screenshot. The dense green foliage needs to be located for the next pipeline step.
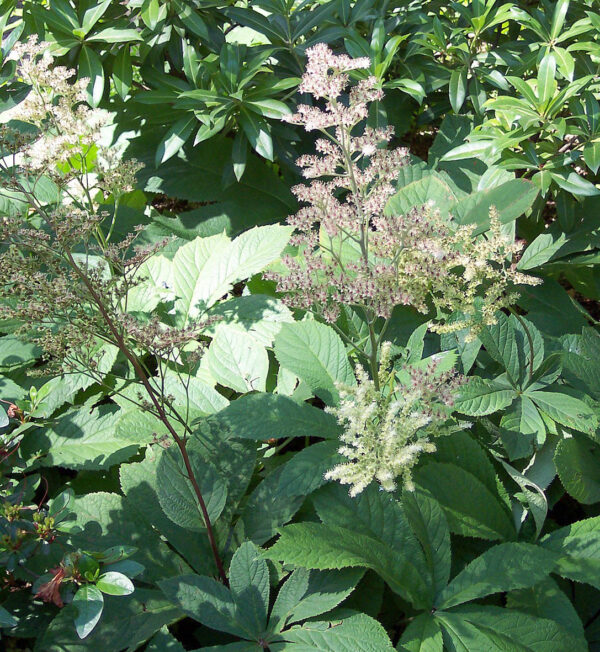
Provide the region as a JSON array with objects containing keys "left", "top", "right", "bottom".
[{"left": 1, "top": 0, "right": 600, "bottom": 650}]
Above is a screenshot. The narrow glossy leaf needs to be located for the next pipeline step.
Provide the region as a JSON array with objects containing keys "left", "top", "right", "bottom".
[
  {"left": 73, "top": 585, "right": 104, "bottom": 639},
  {"left": 112, "top": 46, "right": 132, "bottom": 100},
  {"left": 231, "top": 131, "right": 247, "bottom": 181},
  {"left": 155, "top": 115, "right": 196, "bottom": 166},
  {"left": 246, "top": 99, "right": 291, "bottom": 119},
  {"left": 440, "top": 139, "right": 495, "bottom": 162},
  {"left": 449, "top": 69, "right": 468, "bottom": 113},
  {"left": 550, "top": 0, "right": 570, "bottom": 40},
  {"left": 538, "top": 54, "right": 557, "bottom": 106},
  {"left": 81, "top": 0, "right": 111, "bottom": 33},
  {"left": 583, "top": 142, "right": 600, "bottom": 174},
  {"left": 436, "top": 543, "right": 557, "bottom": 608},
  {"left": 87, "top": 27, "right": 143, "bottom": 43},
  {"left": 274, "top": 321, "right": 355, "bottom": 405},
  {"left": 96, "top": 572, "right": 134, "bottom": 596},
  {"left": 239, "top": 109, "right": 273, "bottom": 161},
  {"left": 78, "top": 45, "right": 104, "bottom": 107}
]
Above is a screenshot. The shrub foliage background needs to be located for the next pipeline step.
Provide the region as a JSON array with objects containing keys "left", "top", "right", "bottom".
[{"left": 1, "top": 0, "right": 600, "bottom": 650}]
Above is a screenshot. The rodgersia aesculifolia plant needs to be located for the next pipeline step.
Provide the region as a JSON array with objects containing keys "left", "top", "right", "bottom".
[
  {"left": 268, "top": 44, "right": 541, "bottom": 495},
  {"left": 0, "top": 37, "right": 228, "bottom": 591}
]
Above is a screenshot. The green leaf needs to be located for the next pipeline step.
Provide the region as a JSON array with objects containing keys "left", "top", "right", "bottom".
[
  {"left": 541, "top": 516, "right": 600, "bottom": 590},
  {"left": 507, "top": 578, "right": 586, "bottom": 640},
  {"left": 555, "top": 436, "right": 600, "bottom": 504},
  {"left": 438, "top": 605, "right": 587, "bottom": 652},
  {"left": 454, "top": 378, "right": 515, "bottom": 416},
  {"left": 239, "top": 108, "right": 273, "bottom": 161},
  {"left": 229, "top": 542, "right": 270, "bottom": 637},
  {"left": 156, "top": 447, "right": 227, "bottom": 531},
  {"left": 87, "top": 27, "right": 143, "bottom": 42},
  {"left": 37, "top": 590, "right": 181, "bottom": 651},
  {"left": 435, "top": 543, "right": 557, "bottom": 609},
  {"left": 206, "top": 326, "right": 268, "bottom": 393},
  {"left": 449, "top": 69, "right": 468, "bottom": 113},
  {"left": 274, "top": 321, "right": 355, "bottom": 405},
  {"left": 267, "top": 522, "right": 430, "bottom": 609},
  {"left": 73, "top": 585, "right": 104, "bottom": 639},
  {"left": 171, "top": 226, "right": 292, "bottom": 323},
  {"left": 146, "top": 627, "right": 186, "bottom": 652},
  {"left": 96, "top": 572, "right": 134, "bottom": 596},
  {"left": 215, "top": 393, "right": 340, "bottom": 441},
  {"left": 527, "top": 390, "right": 598, "bottom": 436},
  {"left": 112, "top": 46, "right": 132, "bottom": 100},
  {"left": 385, "top": 174, "right": 457, "bottom": 220},
  {"left": 81, "top": 0, "right": 111, "bottom": 33},
  {"left": 272, "top": 568, "right": 363, "bottom": 631},
  {"left": 155, "top": 116, "right": 196, "bottom": 166},
  {"left": 159, "top": 574, "right": 245, "bottom": 638},
  {"left": 583, "top": 142, "right": 600, "bottom": 175},
  {"left": 415, "top": 463, "right": 514, "bottom": 541},
  {"left": 537, "top": 53, "right": 557, "bottom": 105},
  {"left": 22, "top": 404, "right": 141, "bottom": 471},
  {"left": 403, "top": 488, "right": 451, "bottom": 597},
  {"left": 397, "top": 614, "right": 443, "bottom": 652},
  {"left": 451, "top": 180, "right": 539, "bottom": 234},
  {"left": 550, "top": 0, "right": 570, "bottom": 40},
  {"left": 478, "top": 314, "right": 520, "bottom": 383},
  {"left": 0, "top": 605, "right": 17, "bottom": 628},
  {"left": 281, "top": 612, "right": 394, "bottom": 651},
  {"left": 78, "top": 45, "right": 104, "bottom": 107}
]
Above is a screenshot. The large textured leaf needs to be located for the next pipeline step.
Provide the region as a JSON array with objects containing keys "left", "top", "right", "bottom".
[
  {"left": 403, "top": 489, "right": 451, "bottom": 597},
  {"left": 206, "top": 326, "right": 269, "bottom": 393},
  {"left": 214, "top": 393, "right": 340, "bottom": 441},
  {"left": 451, "top": 179, "right": 538, "bottom": 233},
  {"left": 541, "top": 516, "right": 600, "bottom": 590},
  {"left": 397, "top": 614, "right": 443, "bottom": 652},
  {"left": 415, "top": 463, "right": 514, "bottom": 541},
  {"left": 36, "top": 590, "right": 181, "bottom": 652},
  {"left": 274, "top": 321, "right": 355, "bottom": 405},
  {"left": 172, "top": 225, "right": 291, "bottom": 323},
  {"left": 22, "top": 404, "right": 142, "bottom": 471},
  {"left": 385, "top": 174, "right": 457, "bottom": 219},
  {"left": 267, "top": 522, "right": 430, "bottom": 609},
  {"left": 278, "top": 612, "right": 394, "bottom": 651},
  {"left": 272, "top": 568, "right": 363, "bottom": 631},
  {"left": 156, "top": 447, "right": 227, "bottom": 531},
  {"left": 438, "top": 605, "right": 588, "bottom": 652},
  {"left": 435, "top": 543, "right": 557, "bottom": 609},
  {"left": 454, "top": 378, "right": 515, "bottom": 416},
  {"left": 206, "top": 295, "right": 293, "bottom": 346},
  {"left": 554, "top": 436, "right": 600, "bottom": 504},
  {"left": 159, "top": 574, "right": 245, "bottom": 638},
  {"left": 228, "top": 542, "right": 270, "bottom": 637},
  {"left": 477, "top": 314, "right": 521, "bottom": 383},
  {"left": 527, "top": 390, "right": 598, "bottom": 436}
]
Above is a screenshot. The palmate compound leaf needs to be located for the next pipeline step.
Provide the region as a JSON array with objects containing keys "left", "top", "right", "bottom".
[
  {"left": 160, "top": 543, "right": 269, "bottom": 641},
  {"left": 397, "top": 614, "right": 443, "bottom": 652},
  {"left": 269, "top": 568, "right": 365, "bottom": 632},
  {"left": 274, "top": 321, "right": 356, "bottom": 405},
  {"left": 266, "top": 522, "right": 431, "bottom": 610},
  {"left": 434, "top": 543, "right": 558, "bottom": 609},
  {"left": 527, "top": 389, "right": 599, "bottom": 437}
]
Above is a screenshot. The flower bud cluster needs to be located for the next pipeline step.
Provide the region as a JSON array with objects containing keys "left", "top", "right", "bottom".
[{"left": 325, "top": 343, "right": 464, "bottom": 496}]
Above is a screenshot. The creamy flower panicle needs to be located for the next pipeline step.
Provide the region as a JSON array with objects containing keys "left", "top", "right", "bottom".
[{"left": 268, "top": 44, "right": 540, "bottom": 336}]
